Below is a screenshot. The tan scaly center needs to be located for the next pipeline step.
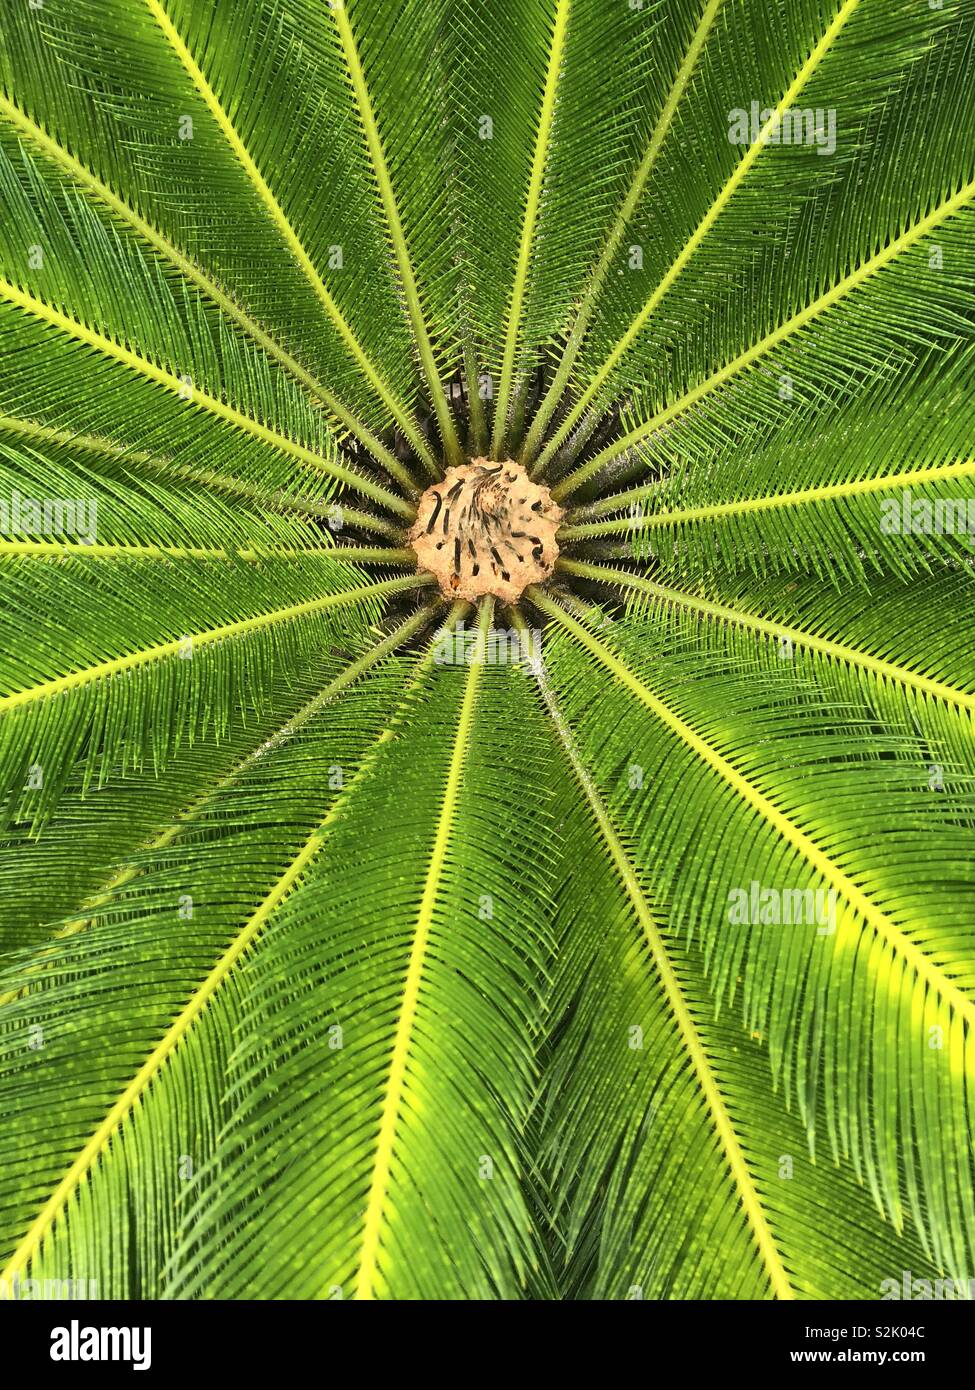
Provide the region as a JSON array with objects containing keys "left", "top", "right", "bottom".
[{"left": 408, "top": 458, "right": 563, "bottom": 604}]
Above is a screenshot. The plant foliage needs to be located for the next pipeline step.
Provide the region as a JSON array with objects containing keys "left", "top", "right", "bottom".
[{"left": 0, "top": 0, "right": 973, "bottom": 1301}]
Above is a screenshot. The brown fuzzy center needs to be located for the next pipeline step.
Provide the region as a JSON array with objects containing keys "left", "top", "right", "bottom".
[{"left": 408, "top": 458, "right": 563, "bottom": 604}]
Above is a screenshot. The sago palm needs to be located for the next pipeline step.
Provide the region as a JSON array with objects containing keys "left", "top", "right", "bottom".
[{"left": 0, "top": 0, "right": 973, "bottom": 1303}]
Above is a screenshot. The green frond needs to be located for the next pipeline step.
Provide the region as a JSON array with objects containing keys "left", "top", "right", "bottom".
[
  {"left": 165, "top": 613, "right": 558, "bottom": 1299},
  {"left": 554, "top": 181, "right": 975, "bottom": 502},
  {"left": 0, "top": 0, "right": 434, "bottom": 457},
  {"left": 325, "top": 0, "right": 462, "bottom": 467},
  {"left": 0, "top": 416, "right": 404, "bottom": 540},
  {"left": 522, "top": 0, "right": 724, "bottom": 465},
  {"left": 0, "top": 553, "right": 423, "bottom": 829},
  {"left": 560, "top": 559, "right": 975, "bottom": 768},
  {"left": 530, "top": 649, "right": 944, "bottom": 1297},
  {"left": 0, "top": 645, "right": 427, "bottom": 1292},
  {"left": 533, "top": 593, "right": 975, "bottom": 1281},
  {"left": 0, "top": 93, "right": 420, "bottom": 492},
  {"left": 537, "top": 0, "right": 972, "bottom": 477}
]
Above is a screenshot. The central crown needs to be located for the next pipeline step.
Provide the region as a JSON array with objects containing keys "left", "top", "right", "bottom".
[{"left": 408, "top": 458, "right": 563, "bottom": 604}]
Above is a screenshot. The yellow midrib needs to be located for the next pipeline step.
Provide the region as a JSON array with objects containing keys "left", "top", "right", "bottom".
[
  {"left": 141, "top": 0, "right": 431, "bottom": 470},
  {"left": 0, "top": 538, "right": 411, "bottom": 564},
  {"left": 0, "top": 413, "right": 402, "bottom": 539},
  {"left": 514, "top": 607, "right": 794, "bottom": 1298},
  {"left": 558, "top": 559, "right": 975, "bottom": 716},
  {"left": 353, "top": 602, "right": 489, "bottom": 1299},
  {"left": 537, "top": 594, "right": 975, "bottom": 1033},
  {"left": 0, "top": 601, "right": 441, "bottom": 1014},
  {"left": 540, "top": 0, "right": 859, "bottom": 467},
  {"left": 553, "top": 175, "right": 975, "bottom": 501},
  {"left": 0, "top": 94, "right": 417, "bottom": 494},
  {"left": 570, "top": 456, "right": 975, "bottom": 525},
  {"left": 491, "top": 0, "right": 572, "bottom": 456},
  {"left": 0, "top": 277, "right": 413, "bottom": 518},
  {"left": 329, "top": 4, "right": 457, "bottom": 472},
  {"left": 0, "top": 574, "right": 429, "bottom": 715},
  {"left": 0, "top": 604, "right": 460, "bottom": 1285},
  {"left": 523, "top": 0, "right": 724, "bottom": 468},
  {"left": 599, "top": 818, "right": 795, "bottom": 1299},
  {"left": 0, "top": 813, "right": 330, "bottom": 1286}
]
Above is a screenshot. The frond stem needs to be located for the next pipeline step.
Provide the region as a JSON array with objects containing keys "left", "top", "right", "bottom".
[
  {"left": 491, "top": 0, "right": 571, "bottom": 458},
  {"left": 0, "top": 573, "right": 434, "bottom": 716},
  {"left": 0, "top": 540, "right": 415, "bottom": 565},
  {"left": 353, "top": 595, "right": 493, "bottom": 1299},
  {"left": 563, "top": 457, "right": 975, "bottom": 528},
  {"left": 0, "top": 414, "right": 401, "bottom": 537},
  {"left": 522, "top": 0, "right": 724, "bottom": 469},
  {"left": 330, "top": 2, "right": 461, "bottom": 472}
]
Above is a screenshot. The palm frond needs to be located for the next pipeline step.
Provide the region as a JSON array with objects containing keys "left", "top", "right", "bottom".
[{"left": 533, "top": 593, "right": 975, "bottom": 1280}]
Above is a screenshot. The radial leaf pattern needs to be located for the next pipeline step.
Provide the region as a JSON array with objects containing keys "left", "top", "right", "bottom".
[{"left": 0, "top": 0, "right": 973, "bottom": 1301}]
